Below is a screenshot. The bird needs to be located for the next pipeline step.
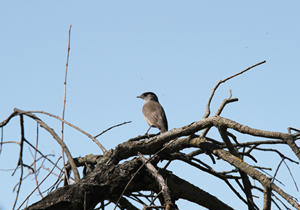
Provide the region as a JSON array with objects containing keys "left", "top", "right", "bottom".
[{"left": 137, "top": 92, "right": 168, "bottom": 135}]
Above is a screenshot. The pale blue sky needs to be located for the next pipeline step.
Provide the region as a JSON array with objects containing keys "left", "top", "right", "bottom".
[{"left": 1, "top": 1, "right": 300, "bottom": 209}]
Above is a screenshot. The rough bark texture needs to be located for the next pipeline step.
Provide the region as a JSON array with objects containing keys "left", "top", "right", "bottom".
[
  {"left": 2, "top": 107, "right": 299, "bottom": 210},
  {"left": 25, "top": 151, "right": 234, "bottom": 210}
]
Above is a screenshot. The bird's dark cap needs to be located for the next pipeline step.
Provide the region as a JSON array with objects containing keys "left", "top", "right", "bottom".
[
  {"left": 137, "top": 92, "right": 157, "bottom": 98},
  {"left": 137, "top": 92, "right": 159, "bottom": 102}
]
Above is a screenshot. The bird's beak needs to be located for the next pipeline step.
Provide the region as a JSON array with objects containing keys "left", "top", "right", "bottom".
[{"left": 136, "top": 95, "right": 141, "bottom": 99}]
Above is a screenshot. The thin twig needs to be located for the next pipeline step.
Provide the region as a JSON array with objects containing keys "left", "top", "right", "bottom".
[
  {"left": 0, "top": 141, "right": 21, "bottom": 145},
  {"left": 24, "top": 110, "right": 106, "bottom": 153},
  {"left": 61, "top": 24, "right": 72, "bottom": 185},
  {"left": 34, "top": 122, "right": 43, "bottom": 198},
  {"left": 13, "top": 165, "right": 23, "bottom": 210},
  {"left": 214, "top": 91, "right": 238, "bottom": 117},
  {"left": 94, "top": 121, "right": 132, "bottom": 138},
  {"left": 13, "top": 115, "right": 25, "bottom": 210},
  {"left": 203, "top": 60, "right": 266, "bottom": 119},
  {"left": 283, "top": 160, "right": 299, "bottom": 192},
  {"left": 0, "top": 127, "right": 3, "bottom": 155},
  {"left": 5, "top": 108, "right": 106, "bottom": 153},
  {"left": 288, "top": 127, "right": 300, "bottom": 136},
  {"left": 253, "top": 147, "right": 298, "bottom": 164},
  {"left": 14, "top": 109, "right": 80, "bottom": 182},
  {"left": 272, "top": 157, "right": 285, "bottom": 183},
  {"left": 201, "top": 90, "right": 238, "bottom": 137},
  {"left": 17, "top": 157, "right": 62, "bottom": 210},
  {"left": 149, "top": 190, "right": 163, "bottom": 206},
  {"left": 23, "top": 138, "right": 62, "bottom": 171}
]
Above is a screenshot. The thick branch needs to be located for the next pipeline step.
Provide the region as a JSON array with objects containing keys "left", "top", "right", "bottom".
[
  {"left": 25, "top": 152, "right": 234, "bottom": 210},
  {"left": 163, "top": 170, "right": 234, "bottom": 210},
  {"left": 3, "top": 108, "right": 298, "bottom": 209},
  {"left": 138, "top": 153, "right": 174, "bottom": 208},
  {"left": 263, "top": 186, "right": 272, "bottom": 210},
  {"left": 118, "top": 116, "right": 296, "bottom": 163}
]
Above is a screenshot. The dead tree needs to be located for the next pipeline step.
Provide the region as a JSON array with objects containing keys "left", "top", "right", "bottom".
[
  {"left": 1, "top": 26, "right": 299, "bottom": 210},
  {"left": 1, "top": 61, "right": 300, "bottom": 210}
]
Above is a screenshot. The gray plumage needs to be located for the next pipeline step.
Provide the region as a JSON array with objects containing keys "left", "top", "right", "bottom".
[{"left": 137, "top": 92, "right": 168, "bottom": 134}]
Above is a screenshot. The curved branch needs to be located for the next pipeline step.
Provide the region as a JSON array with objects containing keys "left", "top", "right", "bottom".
[
  {"left": 17, "top": 109, "right": 107, "bottom": 153},
  {"left": 0, "top": 110, "right": 18, "bottom": 127},
  {"left": 215, "top": 117, "right": 300, "bottom": 160},
  {"left": 13, "top": 109, "right": 80, "bottom": 182},
  {"left": 117, "top": 115, "right": 297, "bottom": 164},
  {"left": 4, "top": 106, "right": 299, "bottom": 209}
]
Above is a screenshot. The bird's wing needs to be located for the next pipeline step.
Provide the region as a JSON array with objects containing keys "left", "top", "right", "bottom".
[{"left": 143, "top": 101, "right": 168, "bottom": 132}]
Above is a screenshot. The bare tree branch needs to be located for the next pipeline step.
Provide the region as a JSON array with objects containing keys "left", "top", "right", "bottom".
[
  {"left": 213, "top": 148, "right": 300, "bottom": 209},
  {"left": 203, "top": 60, "right": 266, "bottom": 119},
  {"left": 13, "top": 108, "right": 80, "bottom": 182},
  {"left": 61, "top": 24, "right": 72, "bottom": 186},
  {"left": 24, "top": 110, "right": 106, "bottom": 153},
  {"left": 34, "top": 122, "right": 43, "bottom": 198},
  {"left": 263, "top": 186, "right": 272, "bottom": 210},
  {"left": 13, "top": 115, "right": 25, "bottom": 210},
  {"left": 94, "top": 121, "right": 132, "bottom": 138},
  {"left": 113, "top": 137, "right": 178, "bottom": 210},
  {"left": 138, "top": 152, "right": 176, "bottom": 209},
  {"left": 2, "top": 59, "right": 299, "bottom": 210},
  {"left": 17, "top": 157, "right": 62, "bottom": 210},
  {"left": 0, "top": 110, "right": 18, "bottom": 127}
]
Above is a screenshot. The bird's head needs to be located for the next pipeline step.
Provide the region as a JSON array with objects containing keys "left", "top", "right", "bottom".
[{"left": 137, "top": 92, "right": 159, "bottom": 103}]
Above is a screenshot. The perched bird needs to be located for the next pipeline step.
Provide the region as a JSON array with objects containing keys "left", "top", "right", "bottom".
[{"left": 137, "top": 92, "right": 168, "bottom": 135}]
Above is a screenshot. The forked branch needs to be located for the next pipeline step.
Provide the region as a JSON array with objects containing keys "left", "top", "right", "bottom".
[
  {"left": 203, "top": 60, "right": 266, "bottom": 119},
  {"left": 13, "top": 108, "right": 80, "bottom": 182}
]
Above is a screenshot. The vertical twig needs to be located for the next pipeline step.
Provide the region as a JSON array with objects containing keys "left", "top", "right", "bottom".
[
  {"left": 13, "top": 115, "right": 25, "bottom": 210},
  {"left": 13, "top": 166, "right": 23, "bottom": 210},
  {"left": 62, "top": 24, "right": 72, "bottom": 185},
  {"left": 34, "top": 122, "right": 43, "bottom": 198},
  {"left": 0, "top": 127, "right": 3, "bottom": 155}
]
